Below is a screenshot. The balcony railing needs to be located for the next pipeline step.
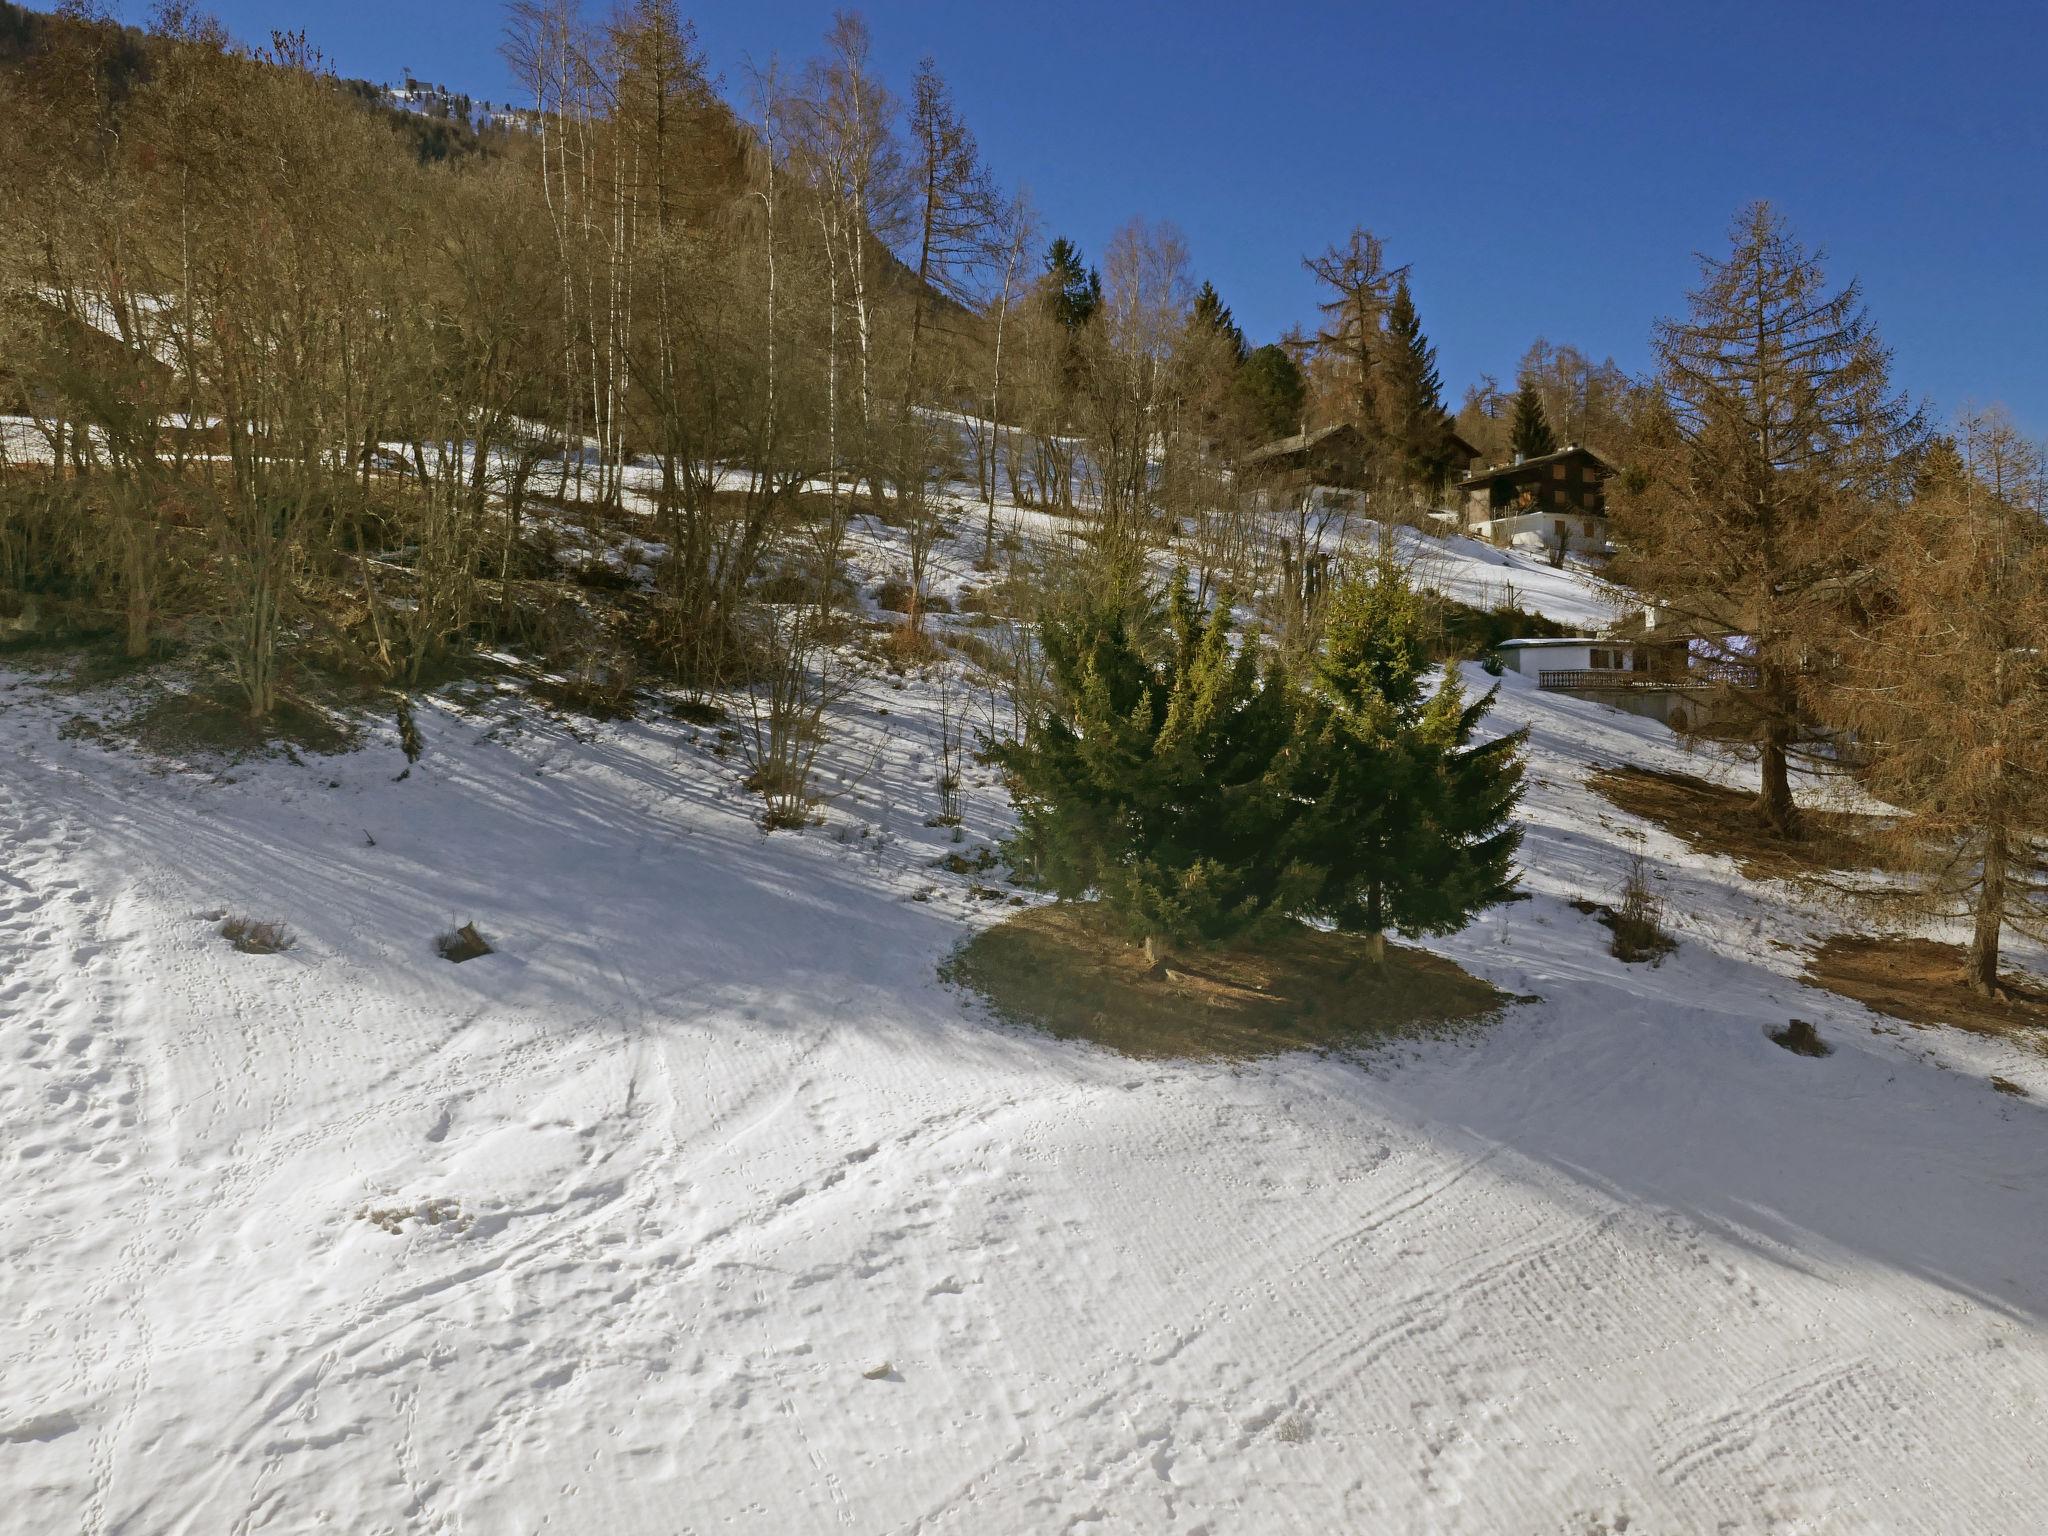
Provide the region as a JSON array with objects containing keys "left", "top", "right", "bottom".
[{"left": 1537, "top": 670, "right": 1696, "bottom": 692}]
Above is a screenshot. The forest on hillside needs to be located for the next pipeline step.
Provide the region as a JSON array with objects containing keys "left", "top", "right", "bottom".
[{"left": 3, "top": 0, "right": 2046, "bottom": 990}]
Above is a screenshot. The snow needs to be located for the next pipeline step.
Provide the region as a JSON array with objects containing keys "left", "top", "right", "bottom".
[
  {"left": 1392, "top": 523, "right": 1622, "bottom": 631},
  {"left": 4, "top": 669, "right": 2044, "bottom": 1532},
  {"left": 3, "top": 497, "right": 2046, "bottom": 1532}
]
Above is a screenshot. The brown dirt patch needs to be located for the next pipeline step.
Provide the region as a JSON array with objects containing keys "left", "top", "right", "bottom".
[
  {"left": 943, "top": 903, "right": 1516, "bottom": 1061},
  {"left": 1805, "top": 934, "right": 2048, "bottom": 1045},
  {"left": 1590, "top": 764, "right": 1896, "bottom": 882}
]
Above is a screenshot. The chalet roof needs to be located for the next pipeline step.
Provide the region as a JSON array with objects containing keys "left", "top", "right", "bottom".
[
  {"left": 1455, "top": 442, "right": 1619, "bottom": 490},
  {"left": 1445, "top": 429, "right": 1483, "bottom": 462},
  {"left": 1241, "top": 421, "right": 1361, "bottom": 467}
]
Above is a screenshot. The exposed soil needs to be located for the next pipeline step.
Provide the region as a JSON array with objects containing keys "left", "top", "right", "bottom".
[
  {"left": 943, "top": 903, "right": 1515, "bottom": 1061},
  {"left": 1805, "top": 934, "right": 2048, "bottom": 1045},
  {"left": 1590, "top": 764, "right": 1897, "bottom": 883}
]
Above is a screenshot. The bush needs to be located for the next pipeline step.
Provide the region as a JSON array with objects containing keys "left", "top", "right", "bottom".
[
  {"left": 436, "top": 922, "right": 492, "bottom": 962},
  {"left": 221, "top": 915, "right": 294, "bottom": 954},
  {"left": 1768, "top": 1018, "right": 1830, "bottom": 1057},
  {"left": 1607, "top": 855, "right": 1676, "bottom": 963}
]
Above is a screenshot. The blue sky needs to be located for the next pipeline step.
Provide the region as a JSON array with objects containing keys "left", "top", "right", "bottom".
[{"left": 112, "top": 0, "right": 2048, "bottom": 433}]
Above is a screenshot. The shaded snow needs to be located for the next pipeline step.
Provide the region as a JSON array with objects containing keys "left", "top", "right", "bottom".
[{"left": 3, "top": 620, "right": 2045, "bottom": 1532}]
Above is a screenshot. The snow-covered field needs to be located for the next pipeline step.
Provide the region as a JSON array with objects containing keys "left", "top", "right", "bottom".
[{"left": 3, "top": 519, "right": 2046, "bottom": 1534}]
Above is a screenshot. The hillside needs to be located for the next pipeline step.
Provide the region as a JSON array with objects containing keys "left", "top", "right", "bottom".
[{"left": 3, "top": 484, "right": 2044, "bottom": 1532}]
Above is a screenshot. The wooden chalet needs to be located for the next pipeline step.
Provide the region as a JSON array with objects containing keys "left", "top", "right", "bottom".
[
  {"left": 1455, "top": 444, "right": 1618, "bottom": 553},
  {"left": 1240, "top": 422, "right": 1371, "bottom": 493}
]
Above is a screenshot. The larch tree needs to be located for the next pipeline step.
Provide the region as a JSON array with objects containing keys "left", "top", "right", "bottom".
[
  {"left": 1610, "top": 201, "right": 1922, "bottom": 836},
  {"left": 1832, "top": 413, "right": 2048, "bottom": 996},
  {"left": 1302, "top": 227, "right": 1405, "bottom": 443}
]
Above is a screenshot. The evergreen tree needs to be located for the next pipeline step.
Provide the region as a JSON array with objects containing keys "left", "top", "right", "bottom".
[
  {"left": 1044, "top": 235, "right": 1101, "bottom": 331},
  {"left": 1376, "top": 277, "right": 1454, "bottom": 494},
  {"left": 1283, "top": 558, "right": 1525, "bottom": 955},
  {"left": 1234, "top": 342, "right": 1306, "bottom": 442},
  {"left": 998, "top": 573, "right": 1314, "bottom": 959},
  {"left": 1509, "top": 377, "right": 1557, "bottom": 460},
  {"left": 1190, "top": 279, "right": 1247, "bottom": 365}
]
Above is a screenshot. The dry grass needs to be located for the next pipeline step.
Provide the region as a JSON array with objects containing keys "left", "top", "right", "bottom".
[
  {"left": 221, "top": 915, "right": 294, "bottom": 955},
  {"left": 435, "top": 922, "right": 493, "bottom": 963},
  {"left": 943, "top": 903, "right": 1515, "bottom": 1061},
  {"left": 1572, "top": 853, "right": 1677, "bottom": 964},
  {"left": 1590, "top": 764, "right": 1897, "bottom": 883},
  {"left": 1768, "top": 1018, "right": 1832, "bottom": 1057},
  {"left": 1805, "top": 934, "right": 2048, "bottom": 1044}
]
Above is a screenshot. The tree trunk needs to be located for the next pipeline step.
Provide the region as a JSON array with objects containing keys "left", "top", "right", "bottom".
[
  {"left": 1757, "top": 724, "right": 1798, "bottom": 838},
  {"left": 121, "top": 526, "right": 151, "bottom": 660},
  {"left": 1968, "top": 825, "right": 2007, "bottom": 998}
]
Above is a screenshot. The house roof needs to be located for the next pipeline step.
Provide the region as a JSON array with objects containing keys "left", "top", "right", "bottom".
[
  {"left": 1445, "top": 429, "right": 1482, "bottom": 462},
  {"left": 1455, "top": 443, "right": 1619, "bottom": 489},
  {"left": 1241, "top": 421, "right": 1361, "bottom": 467}
]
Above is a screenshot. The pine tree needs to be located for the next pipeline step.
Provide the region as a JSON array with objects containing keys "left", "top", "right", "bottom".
[
  {"left": 1509, "top": 377, "right": 1557, "bottom": 460},
  {"left": 998, "top": 573, "right": 1314, "bottom": 959},
  {"left": 1190, "top": 279, "right": 1247, "bottom": 365},
  {"left": 1376, "top": 277, "right": 1453, "bottom": 494},
  {"left": 1044, "top": 235, "right": 1101, "bottom": 331},
  {"left": 1234, "top": 343, "right": 1305, "bottom": 442},
  {"left": 1283, "top": 558, "right": 1525, "bottom": 956}
]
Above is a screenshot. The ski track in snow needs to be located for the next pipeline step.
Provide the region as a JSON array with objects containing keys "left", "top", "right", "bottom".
[{"left": 3, "top": 532, "right": 2047, "bottom": 1533}]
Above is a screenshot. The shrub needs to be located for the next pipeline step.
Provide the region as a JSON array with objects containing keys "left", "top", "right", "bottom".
[
  {"left": 1768, "top": 1018, "right": 1830, "bottom": 1057},
  {"left": 436, "top": 922, "right": 492, "bottom": 962},
  {"left": 221, "top": 915, "right": 294, "bottom": 954},
  {"left": 1606, "top": 855, "right": 1676, "bottom": 963}
]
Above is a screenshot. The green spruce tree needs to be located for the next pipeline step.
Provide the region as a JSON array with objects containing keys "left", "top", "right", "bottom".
[
  {"left": 1377, "top": 277, "right": 1454, "bottom": 494},
  {"left": 1283, "top": 558, "right": 1525, "bottom": 957},
  {"left": 1044, "top": 236, "right": 1102, "bottom": 331},
  {"left": 1234, "top": 343, "right": 1306, "bottom": 442},
  {"left": 1509, "top": 377, "right": 1558, "bottom": 460},
  {"left": 1190, "top": 280, "right": 1247, "bottom": 365},
  {"left": 999, "top": 573, "right": 1314, "bottom": 960}
]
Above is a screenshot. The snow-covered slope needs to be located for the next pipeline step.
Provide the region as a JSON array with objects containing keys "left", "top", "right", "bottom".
[{"left": 3, "top": 639, "right": 2044, "bottom": 1534}]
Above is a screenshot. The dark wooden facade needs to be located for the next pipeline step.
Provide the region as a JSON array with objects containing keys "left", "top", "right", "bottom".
[
  {"left": 1457, "top": 445, "right": 1615, "bottom": 527},
  {"left": 1241, "top": 422, "right": 1371, "bottom": 492}
]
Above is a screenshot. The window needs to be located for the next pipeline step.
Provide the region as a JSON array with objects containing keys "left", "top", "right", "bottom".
[
  {"left": 1553, "top": 464, "right": 1567, "bottom": 480},
  {"left": 1591, "top": 648, "right": 1611, "bottom": 669}
]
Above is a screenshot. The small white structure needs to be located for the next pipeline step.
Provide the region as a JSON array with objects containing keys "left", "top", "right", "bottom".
[{"left": 1494, "top": 637, "right": 1645, "bottom": 683}]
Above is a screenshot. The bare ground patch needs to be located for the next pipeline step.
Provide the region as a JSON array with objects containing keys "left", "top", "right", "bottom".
[
  {"left": 1590, "top": 764, "right": 1896, "bottom": 883},
  {"left": 943, "top": 903, "right": 1515, "bottom": 1061},
  {"left": 1805, "top": 934, "right": 2048, "bottom": 1046}
]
